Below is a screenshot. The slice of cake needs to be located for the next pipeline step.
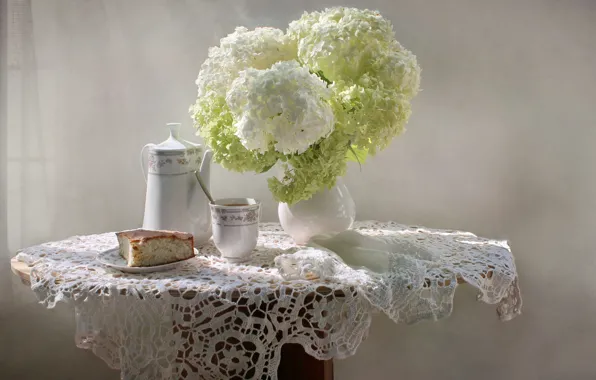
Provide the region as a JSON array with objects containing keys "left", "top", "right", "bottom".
[{"left": 115, "top": 229, "right": 195, "bottom": 267}]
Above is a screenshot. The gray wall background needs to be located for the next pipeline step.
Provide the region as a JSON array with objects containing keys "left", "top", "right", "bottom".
[{"left": 1, "top": 0, "right": 596, "bottom": 379}]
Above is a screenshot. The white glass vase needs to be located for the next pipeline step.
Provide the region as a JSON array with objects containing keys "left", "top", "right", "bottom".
[{"left": 278, "top": 178, "right": 356, "bottom": 245}]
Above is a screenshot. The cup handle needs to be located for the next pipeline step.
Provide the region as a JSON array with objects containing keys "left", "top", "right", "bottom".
[{"left": 140, "top": 143, "right": 156, "bottom": 184}]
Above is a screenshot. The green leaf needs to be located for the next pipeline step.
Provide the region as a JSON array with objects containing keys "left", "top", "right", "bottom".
[
  {"left": 313, "top": 70, "right": 332, "bottom": 86},
  {"left": 346, "top": 144, "right": 368, "bottom": 171},
  {"left": 256, "top": 161, "right": 277, "bottom": 174}
]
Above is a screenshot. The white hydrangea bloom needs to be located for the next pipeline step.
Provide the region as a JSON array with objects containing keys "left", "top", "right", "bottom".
[
  {"left": 288, "top": 7, "right": 420, "bottom": 98},
  {"left": 226, "top": 60, "right": 335, "bottom": 155},
  {"left": 196, "top": 26, "right": 295, "bottom": 99}
]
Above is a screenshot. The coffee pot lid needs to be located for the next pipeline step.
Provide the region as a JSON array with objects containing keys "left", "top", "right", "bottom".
[{"left": 150, "top": 123, "right": 195, "bottom": 153}]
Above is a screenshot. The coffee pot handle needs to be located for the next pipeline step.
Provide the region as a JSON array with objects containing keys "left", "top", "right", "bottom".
[{"left": 140, "top": 143, "right": 156, "bottom": 184}]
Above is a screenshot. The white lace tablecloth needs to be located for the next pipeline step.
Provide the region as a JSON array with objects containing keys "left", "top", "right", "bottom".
[{"left": 15, "top": 221, "right": 522, "bottom": 380}]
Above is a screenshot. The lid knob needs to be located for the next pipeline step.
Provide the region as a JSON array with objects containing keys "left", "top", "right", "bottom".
[{"left": 166, "top": 123, "right": 181, "bottom": 139}]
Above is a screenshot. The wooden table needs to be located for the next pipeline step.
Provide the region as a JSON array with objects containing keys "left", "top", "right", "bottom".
[{"left": 10, "top": 257, "right": 334, "bottom": 380}]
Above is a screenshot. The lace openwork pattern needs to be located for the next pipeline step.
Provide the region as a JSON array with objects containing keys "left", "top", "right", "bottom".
[{"left": 15, "top": 221, "right": 522, "bottom": 380}]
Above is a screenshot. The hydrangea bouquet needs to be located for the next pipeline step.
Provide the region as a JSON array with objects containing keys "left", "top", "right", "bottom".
[{"left": 191, "top": 7, "right": 421, "bottom": 205}]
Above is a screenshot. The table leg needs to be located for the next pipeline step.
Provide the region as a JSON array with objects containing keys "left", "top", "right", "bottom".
[{"left": 277, "top": 344, "right": 333, "bottom": 380}]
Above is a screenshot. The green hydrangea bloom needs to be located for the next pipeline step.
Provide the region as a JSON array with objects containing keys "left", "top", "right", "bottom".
[
  {"left": 268, "top": 127, "right": 352, "bottom": 205},
  {"left": 191, "top": 7, "right": 421, "bottom": 205},
  {"left": 288, "top": 7, "right": 421, "bottom": 155}
]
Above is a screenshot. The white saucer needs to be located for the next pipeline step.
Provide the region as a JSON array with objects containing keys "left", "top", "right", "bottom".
[{"left": 96, "top": 247, "right": 198, "bottom": 274}]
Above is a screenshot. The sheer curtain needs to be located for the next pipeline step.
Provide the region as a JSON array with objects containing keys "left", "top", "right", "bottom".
[{"left": 1, "top": 0, "right": 8, "bottom": 310}]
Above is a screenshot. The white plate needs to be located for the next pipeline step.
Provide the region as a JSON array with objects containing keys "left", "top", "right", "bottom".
[{"left": 96, "top": 247, "right": 199, "bottom": 274}]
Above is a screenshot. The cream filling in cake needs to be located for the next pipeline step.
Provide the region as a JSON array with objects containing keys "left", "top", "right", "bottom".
[{"left": 115, "top": 229, "right": 195, "bottom": 267}]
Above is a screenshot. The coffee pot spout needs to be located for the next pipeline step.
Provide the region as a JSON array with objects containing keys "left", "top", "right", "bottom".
[{"left": 199, "top": 149, "right": 213, "bottom": 191}]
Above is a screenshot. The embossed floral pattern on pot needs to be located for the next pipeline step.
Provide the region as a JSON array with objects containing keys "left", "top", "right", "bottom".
[
  {"left": 147, "top": 156, "right": 174, "bottom": 172},
  {"left": 146, "top": 149, "right": 199, "bottom": 175}
]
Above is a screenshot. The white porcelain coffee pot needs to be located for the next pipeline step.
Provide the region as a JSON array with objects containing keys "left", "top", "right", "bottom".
[{"left": 141, "top": 123, "right": 213, "bottom": 246}]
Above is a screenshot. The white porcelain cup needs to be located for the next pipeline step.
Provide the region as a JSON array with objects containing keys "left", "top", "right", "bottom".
[{"left": 210, "top": 198, "right": 260, "bottom": 262}]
